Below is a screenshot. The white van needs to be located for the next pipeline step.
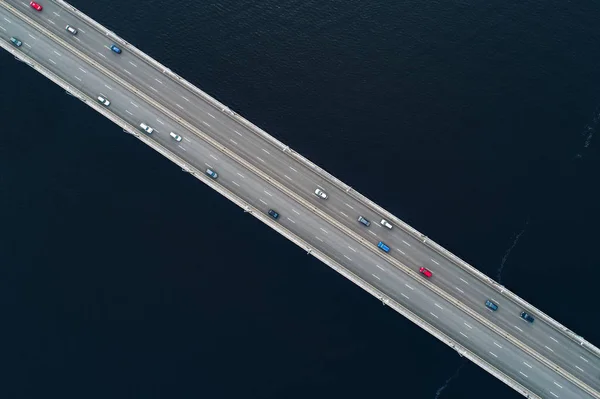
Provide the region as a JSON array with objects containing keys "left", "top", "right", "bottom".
[
  {"left": 380, "top": 219, "right": 393, "bottom": 229},
  {"left": 169, "top": 132, "right": 182, "bottom": 142}
]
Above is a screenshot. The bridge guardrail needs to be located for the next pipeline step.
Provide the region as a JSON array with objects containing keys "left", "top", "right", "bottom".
[{"left": 53, "top": 0, "right": 600, "bottom": 372}]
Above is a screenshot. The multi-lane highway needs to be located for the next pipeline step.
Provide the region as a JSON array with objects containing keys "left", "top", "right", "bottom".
[{"left": 1, "top": 1, "right": 599, "bottom": 398}]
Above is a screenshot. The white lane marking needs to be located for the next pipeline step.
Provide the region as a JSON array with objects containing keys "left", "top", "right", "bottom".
[
  {"left": 155, "top": 78, "right": 163, "bottom": 84},
  {"left": 315, "top": 236, "right": 324, "bottom": 242},
  {"left": 231, "top": 181, "right": 240, "bottom": 187},
  {"left": 98, "top": 52, "right": 106, "bottom": 58},
  {"left": 286, "top": 217, "right": 296, "bottom": 224},
  {"left": 264, "top": 190, "right": 273, "bottom": 197},
  {"left": 74, "top": 76, "right": 82, "bottom": 81},
  {"left": 575, "top": 365, "right": 584, "bottom": 372},
  {"left": 262, "top": 148, "right": 270, "bottom": 155},
  {"left": 125, "top": 110, "right": 133, "bottom": 116},
  {"left": 368, "top": 231, "right": 377, "bottom": 236},
  {"left": 207, "top": 113, "right": 215, "bottom": 119},
  {"left": 129, "top": 61, "right": 137, "bottom": 67},
  {"left": 202, "top": 121, "right": 211, "bottom": 127},
  {"left": 459, "top": 277, "right": 469, "bottom": 285},
  {"left": 430, "top": 312, "right": 438, "bottom": 319},
  {"left": 514, "top": 325, "right": 523, "bottom": 332},
  {"left": 455, "top": 287, "right": 464, "bottom": 294},
  {"left": 489, "top": 352, "right": 498, "bottom": 358},
  {"left": 74, "top": 36, "right": 80, "bottom": 42},
  {"left": 292, "top": 209, "right": 300, "bottom": 215},
  {"left": 177, "top": 145, "right": 186, "bottom": 151},
  {"left": 184, "top": 137, "right": 191, "bottom": 143},
  {"left": 372, "top": 274, "right": 381, "bottom": 280},
  {"left": 124, "top": 69, "right": 132, "bottom": 75},
  {"left": 149, "top": 86, "right": 158, "bottom": 92},
  {"left": 549, "top": 392, "right": 559, "bottom": 398},
  {"left": 289, "top": 166, "right": 298, "bottom": 172},
  {"left": 345, "top": 203, "right": 354, "bottom": 209},
  {"left": 53, "top": 50, "right": 61, "bottom": 57},
  {"left": 24, "top": 43, "right": 31, "bottom": 48},
  {"left": 402, "top": 240, "right": 411, "bottom": 247},
  {"left": 104, "top": 84, "right": 113, "bottom": 91},
  {"left": 210, "top": 154, "right": 218, "bottom": 160},
  {"left": 156, "top": 119, "right": 165, "bottom": 125},
  {"left": 430, "top": 258, "right": 440, "bottom": 265},
  {"left": 284, "top": 174, "right": 292, "bottom": 181},
  {"left": 3, "top": 17, "right": 11, "bottom": 23},
  {"left": 182, "top": 96, "right": 190, "bottom": 102},
  {"left": 463, "top": 322, "right": 472, "bottom": 329},
  {"left": 236, "top": 172, "right": 245, "bottom": 179},
  {"left": 27, "top": 33, "right": 36, "bottom": 40},
  {"left": 176, "top": 103, "right": 184, "bottom": 110},
  {"left": 405, "top": 284, "right": 414, "bottom": 290},
  {"left": 460, "top": 332, "right": 468, "bottom": 339},
  {"left": 0, "top": 26, "right": 5, "bottom": 32},
  {"left": 400, "top": 293, "right": 409, "bottom": 299},
  {"left": 376, "top": 264, "right": 385, "bottom": 271},
  {"left": 340, "top": 211, "right": 349, "bottom": 218},
  {"left": 320, "top": 228, "right": 328, "bottom": 235},
  {"left": 79, "top": 28, "right": 86, "bottom": 33},
  {"left": 549, "top": 336, "right": 559, "bottom": 343},
  {"left": 229, "top": 139, "right": 238, "bottom": 145},
  {"left": 580, "top": 356, "right": 589, "bottom": 363},
  {"left": 553, "top": 381, "right": 563, "bottom": 389},
  {"left": 493, "top": 342, "right": 502, "bottom": 349},
  {"left": 397, "top": 249, "right": 406, "bottom": 255},
  {"left": 343, "top": 255, "right": 352, "bottom": 261},
  {"left": 348, "top": 246, "right": 357, "bottom": 253},
  {"left": 434, "top": 303, "right": 443, "bottom": 310},
  {"left": 130, "top": 101, "right": 139, "bottom": 108},
  {"left": 235, "top": 130, "right": 242, "bottom": 136},
  {"left": 47, "top": 19, "right": 55, "bottom": 25},
  {"left": 523, "top": 362, "right": 532, "bottom": 368},
  {"left": 259, "top": 199, "right": 267, "bottom": 205},
  {"left": 48, "top": 58, "right": 56, "bottom": 64},
  {"left": 256, "top": 156, "right": 265, "bottom": 163},
  {"left": 519, "top": 371, "right": 528, "bottom": 378},
  {"left": 78, "top": 67, "right": 87, "bottom": 74},
  {"left": 53, "top": 12, "right": 60, "bottom": 17},
  {"left": 544, "top": 346, "right": 554, "bottom": 353},
  {"left": 205, "top": 163, "right": 213, "bottom": 168}
]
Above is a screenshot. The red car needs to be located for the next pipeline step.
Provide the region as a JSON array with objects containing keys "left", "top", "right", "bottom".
[
  {"left": 30, "top": 1, "right": 42, "bottom": 11},
  {"left": 419, "top": 267, "right": 433, "bottom": 278}
]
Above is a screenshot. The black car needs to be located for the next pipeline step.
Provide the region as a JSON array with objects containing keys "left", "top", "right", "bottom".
[
  {"left": 268, "top": 209, "right": 279, "bottom": 219},
  {"left": 520, "top": 311, "right": 534, "bottom": 323}
]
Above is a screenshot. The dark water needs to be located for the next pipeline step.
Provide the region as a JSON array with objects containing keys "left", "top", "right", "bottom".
[{"left": 1, "top": 0, "right": 600, "bottom": 398}]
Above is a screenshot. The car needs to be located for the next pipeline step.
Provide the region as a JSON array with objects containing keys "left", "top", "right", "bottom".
[
  {"left": 268, "top": 209, "right": 279, "bottom": 219},
  {"left": 377, "top": 241, "right": 390, "bottom": 253},
  {"left": 139, "top": 122, "right": 153, "bottom": 134},
  {"left": 314, "top": 188, "right": 328, "bottom": 199},
  {"left": 65, "top": 25, "right": 78, "bottom": 35},
  {"left": 10, "top": 37, "right": 22, "bottom": 47},
  {"left": 419, "top": 267, "right": 432, "bottom": 278},
  {"left": 357, "top": 216, "right": 371, "bottom": 227},
  {"left": 485, "top": 300, "right": 499, "bottom": 311},
  {"left": 30, "top": 1, "right": 42, "bottom": 11},
  {"left": 520, "top": 311, "right": 534, "bottom": 323},
  {"left": 110, "top": 44, "right": 122, "bottom": 54},
  {"left": 380, "top": 219, "right": 393, "bottom": 229},
  {"left": 205, "top": 168, "right": 218, "bottom": 179},
  {"left": 96, "top": 95, "right": 110, "bottom": 106},
  {"left": 169, "top": 132, "right": 182, "bottom": 142}
]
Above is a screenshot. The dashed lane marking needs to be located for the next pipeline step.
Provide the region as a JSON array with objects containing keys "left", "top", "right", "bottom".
[
  {"left": 230, "top": 139, "right": 238, "bottom": 145},
  {"left": 47, "top": 19, "right": 55, "bottom": 25},
  {"left": 400, "top": 293, "right": 409, "bottom": 299},
  {"left": 256, "top": 157, "right": 265, "bottom": 163},
  {"left": 340, "top": 211, "right": 349, "bottom": 218},
  {"left": 98, "top": 52, "right": 106, "bottom": 58},
  {"left": 182, "top": 96, "right": 190, "bottom": 102},
  {"left": 398, "top": 249, "right": 405, "bottom": 255},
  {"left": 372, "top": 274, "right": 380, "bottom": 280},
  {"left": 177, "top": 145, "right": 186, "bottom": 151},
  {"left": 580, "top": 356, "right": 589, "bottom": 363},
  {"left": 343, "top": 255, "right": 352, "bottom": 261},
  {"left": 519, "top": 371, "right": 528, "bottom": 378},
  {"left": 231, "top": 181, "right": 240, "bottom": 187},
  {"left": 489, "top": 352, "right": 498, "bottom": 358},
  {"left": 347, "top": 246, "right": 357, "bottom": 252},
  {"left": 544, "top": 346, "right": 554, "bottom": 353},
  {"left": 575, "top": 365, "right": 584, "bottom": 372},
  {"left": 514, "top": 325, "right": 523, "bottom": 332},
  {"left": 430, "top": 258, "right": 440, "bottom": 265},
  {"left": 74, "top": 76, "right": 81, "bottom": 81},
  {"left": 149, "top": 86, "right": 158, "bottom": 92},
  {"left": 286, "top": 217, "right": 296, "bottom": 224},
  {"left": 264, "top": 190, "right": 273, "bottom": 197},
  {"left": 48, "top": 58, "right": 56, "bottom": 64},
  {"left": 405, "top": 284, "right": 414, "bottom": 290},
  {"left": 549, "top": 336, "right": 559, "bottom": 343},
  {"left": 130, "top": 101, "right": 139, "bottom": 108},
  {"left": 430, "top": 312, "right": 438, "bottom": 319},
  {"left": 549, "top": 392, "right": 559, "bottom": 398},
  {"left": 236, "top": 172, "right": 245, "bottom": 179},
  {"left": 3, "top": 17, "right": 12, "bottom": 23},
  {"left": 53, "top": 12, "right": 60, "bottom": 17},
  {"left": 202, "top": 121, "right": 211, "bottom": 127},
  {"left": 210, "top": 154, "right": 218, "bottom": 160},
  {"left": 289, "top": 166, "right": 298, "bottom": 172},
  {"left": 155, "top": 78, "right": 163, "bottom": 84},
  {"left": 176, "top": 103, "right": 184, "bottom": 110},
  {"left": 78, "top": 67, "right": 87, "bottom": 73},
  {"left": 207, "top": 113, "right": 215, "bottom": 118},
  {"left": 262, "top": 148, "right": 270, "bottom": 155},
  {"left": 204, "top": 163, "right": 213, "bottom": 168},
  {"left": 402, "top": 240, "right": 411, "bottom": 247},
  {"left": 104, "top": 84, "right": 113, "bottom": 90},
  {"left": 284, "top": 174, "right": 292, "bottom": 181},
  {"left": 376, "top": 265, "right": 385, "bottom": 271},
  {"left": 455, "top": 287, "right": 464, "bottom": 294},
  {"left": 368, "top": 231, "right": 377, "bottom": 236},
  {"left": 129, "top": 61, "right": 137, "bottom": 67},
  {"left": 184, "top": 137, "right": 191, "bottom": 143},
  {"left": 553, "top": 382, "right": 562, "bottom": 389},
  {"left": 315, "top": 236, "right": 323, "bottom": 242},
  {"left": 235, "top": 130, "right": 242, "bottom": 136},
  {"left": 292, "top": 209, "right": 300, "bottom": 215},
  {"left": 463, "top": 322, "right": 472, "bottom": 329},
  {"left": 434, "top": 303, "right": 443, "bottom": 310},
  {"left": 493, "top": 342, "right": 502, "bottom": 349},
  {"left": 53, "top": 50, "right": 61, "bottom": 57},
  {"left": 124, "top": 69, "right": 132, "bottom": 75},
  {"left": 320, "top": 228, "right": 328, "bottom": 234},
  {"left": 345, "top": 203, "right": 354, "bottom": 209},
  {"left": 259, "top": 199, "right": 267, "bottom": 205},
  {"left": 24, "top": 43, "right": 31, "bottom": 48},
  {"left": 125, "top": 110, "right": 133, "bottom": 116},
  {"left": 0, "top": 26, "right": 5, "bottom": 32},
  {"left": 523, "top": 362, "right": 532, "bottom": 369},
  {"left": 156, "top": 119, "right": 165, "bottom": 125},
  {"left": 459, "top": 277, "right": 469, "bottom": 285},
  {"left": 460, "top": 332, "right": 468, "bottom": 338}
]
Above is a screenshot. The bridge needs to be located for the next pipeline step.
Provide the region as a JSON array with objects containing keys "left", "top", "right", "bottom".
[{"left": 1, "top": 1, "right": 599, "bottom": 398}]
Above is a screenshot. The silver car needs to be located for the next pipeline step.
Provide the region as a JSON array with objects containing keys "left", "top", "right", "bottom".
[
  {"left": 139, "top": 122, "right": 154, "bottom": 134},
  {"left": 380, "top": 219, "right": 393, "bottom": 229},
  {"left": 97, "top": 95, "right": 110, "bottom": 106},
  {"left": 314, "top": 188, "right": 328, "bottom": 199},
  {"left": 65, "top": 25, "right": 78, "bottom": 35},
  {"left": 169, "top": 132, "right": 182, "bottom": 142}
]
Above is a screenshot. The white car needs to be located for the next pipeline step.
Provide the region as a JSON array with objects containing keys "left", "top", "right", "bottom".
[
  {"left": 169, "top": 132, "right": 182, "bottom": 142},
  {"left": 314, "top": 188, "right": 328, "bottom": 199},
  {"left": 65, "top": 25, "right": 78, "bottom": 35},
  {"left": 97, "top": 95, "right": 110, "bottom": 106},
  {"left": 380, "top": 219, "right": 393, "bottom": 229},
  {"left": 139, "top": 122, "right": 154, "bottom": 134}
]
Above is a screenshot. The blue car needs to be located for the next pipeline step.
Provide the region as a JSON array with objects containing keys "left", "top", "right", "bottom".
[
  {"left": 520, "top": 311, "right": 534, "bottom": 323},
  {"left": 268, "top": 209, "right": 279, "bottom": 219},
  {"left": 377, "top": 241, "right": 390, "bottom": 253},
  {"left": 205, "top": 168, "right": 218, "bottom": 179},
  {"left": 110, "top": 44, "right": 122, "bottom": 54},
  {"left": 485, "top": 300, "right": 498, "bottom": 311}
]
